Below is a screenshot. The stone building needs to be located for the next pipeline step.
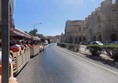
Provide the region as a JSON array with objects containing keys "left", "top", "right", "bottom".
[
  {"left": 86, "top": 0, "right": 118, "bottom": 41},
  {"left": 63, "top": 0, "right": 118, "bottom": 43},
  {"left": 52, "top": 35, "right": 61, "bottom": 43},
  {"left": 64, "top": 20, "right": 86, "bottom": 43},
  {"left": 110, "top": 0, "right": 118, "bottom": 41}
]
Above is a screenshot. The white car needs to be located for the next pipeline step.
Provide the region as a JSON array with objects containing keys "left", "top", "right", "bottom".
[{"left": 90, "top": 41, "right": 103, "bottom": 45}]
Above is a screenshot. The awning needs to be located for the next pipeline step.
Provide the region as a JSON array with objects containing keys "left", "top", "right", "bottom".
[{"left": 11, "top": 27, "right": 31, "bottom": 38}]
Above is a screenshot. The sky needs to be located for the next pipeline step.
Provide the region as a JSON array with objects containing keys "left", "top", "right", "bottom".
[{"left": 14, "top": 0, "right": 105, "bottom": 36}]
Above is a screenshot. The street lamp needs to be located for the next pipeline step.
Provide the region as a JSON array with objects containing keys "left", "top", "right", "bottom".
[{"left": 33, "top": 22, "right": 42, "bottom": 29}]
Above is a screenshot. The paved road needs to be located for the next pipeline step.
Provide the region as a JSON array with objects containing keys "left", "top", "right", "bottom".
[{"left": 17, "top": 44, "right": 118, "bottom": 83}]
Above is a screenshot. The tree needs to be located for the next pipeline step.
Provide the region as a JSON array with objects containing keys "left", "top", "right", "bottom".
[
  {"left": 24, "top": 31, "right": 28, "bottom": 33},
  {"left": 36, "top": 34, "right": 44, "bottom": 38},
  {"left": 29, "top": 28, "right": 38, "bottom": 36},
  {"left": 25, "top": 28, "right": 46, "bottom": 43}
]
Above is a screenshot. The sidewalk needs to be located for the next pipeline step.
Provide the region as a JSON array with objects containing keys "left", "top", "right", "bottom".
[
  {"left": 78, "top": 45, "right": 118, "bottom": 68},
  {"left": 78, "top": 45, "right": 114, "bottom": 61}
]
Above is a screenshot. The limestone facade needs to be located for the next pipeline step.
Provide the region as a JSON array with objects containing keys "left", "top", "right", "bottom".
[
  {"left": 63, "top": 0, "right": 118, "bottom": 43},
  {"left": 64, "top": 20, "right": 86, "bottom": 43},
  {"left": 86, "top": 0, "right": 118, "bottom": 41}
]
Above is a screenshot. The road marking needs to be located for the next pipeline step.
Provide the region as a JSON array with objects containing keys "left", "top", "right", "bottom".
[{"left": 57, "top": 46, "right": 118, "bottom": 75}]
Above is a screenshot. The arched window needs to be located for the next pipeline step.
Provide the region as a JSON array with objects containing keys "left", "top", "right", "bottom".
[
  {"left": 79, "top": 37, "right": 82, "bottom": 42},
  {"left": 69, "top": 36, "right": 73, "bottom": 43},
  {"left": 112, "top": 24, "right": 117, "bottom": 32},
  {"left": 79, "top": 27, "right": 81, "bottom": 31},
  {"left": 93, "top": 36, "right": 96, "bottom": 41},
  {"left": 83, "top": 37, "right": 86, "bottom": 41}
]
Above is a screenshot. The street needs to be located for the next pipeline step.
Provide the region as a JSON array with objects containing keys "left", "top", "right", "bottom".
[{"left": 17, "top": 43, "right": 118, "bottom": 83}]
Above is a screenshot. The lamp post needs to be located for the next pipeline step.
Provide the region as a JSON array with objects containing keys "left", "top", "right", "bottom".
[
  {"left": 33, "top": 23, "right": 42, "bottom": 29},
  {"left": 1, "top": 0, "right": 10, "bottom": 83}
]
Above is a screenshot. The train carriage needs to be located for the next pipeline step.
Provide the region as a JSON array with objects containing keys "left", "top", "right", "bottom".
[
  {"left": 10, "top": 27, "right": 44, "bottom": 75},
  {"left": 0, "top": 0, "right": 44, "bottom": 77},
  {"left": 0, "top": 26, "right": 44, "bottom": 75},
  {"left": 10, "top": 27, "right": 31, "bottom": 74},
  {"left": 30, "top": 36, "right": 42, "bottom": 58}
]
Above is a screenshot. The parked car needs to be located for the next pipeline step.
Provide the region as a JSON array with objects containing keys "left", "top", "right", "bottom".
[
  {"left": 90, "top": 41, "right": 103, "bottom": 45},
  {"left": 104, "top": 41, "right": 118, "bottom": 44},
  {"left": 112, "top": 41, "right": 118, "bottom": 44},
  {"left": 79, "top": 41, "right": 89, "bottom": 45},
  {"left": 103, "top": 41, "right": 112, "bottom": 44}
]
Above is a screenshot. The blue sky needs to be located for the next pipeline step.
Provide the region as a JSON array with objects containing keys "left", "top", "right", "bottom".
[{"left": 14, "top": 0, "right": 104, "bottom": 36}]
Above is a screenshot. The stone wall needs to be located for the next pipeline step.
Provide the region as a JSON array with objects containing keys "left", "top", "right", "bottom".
[{"left": 86, "top": 0, "right": 118, "bottom": 42}]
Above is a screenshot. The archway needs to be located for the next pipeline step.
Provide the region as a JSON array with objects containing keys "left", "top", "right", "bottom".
[
  {"left": 111, "top": 34, "right": 117, "bottom": 41},
  {"left": 98, "top": 35, "right": 102, "bottom": 41}
]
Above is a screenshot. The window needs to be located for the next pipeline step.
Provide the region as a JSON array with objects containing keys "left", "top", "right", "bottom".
[
  {"left": 112, "top": 9, "right": 118, "bottom": 17},
  {"left": 112, "top": 24, "right": 117, "bottom": 32},
  {"left": 90, "top": 29, "right": 92, "bottom": 33},
  {"left": 98, "top": 35, "right": 102, "bottom": 41},
  {"left": 83, "top": 27, "right": 85, "bottom": 31},
  {"left": 111, "top": 33, "right": 117, "bottom": 41},
  {"left": 79, "top": 27, "right": 81, "bottom": 31}
]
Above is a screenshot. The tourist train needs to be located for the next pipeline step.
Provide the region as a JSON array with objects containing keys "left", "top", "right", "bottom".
[{"left": 0, "top": 27, "right": 44, "bottom": 76}]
